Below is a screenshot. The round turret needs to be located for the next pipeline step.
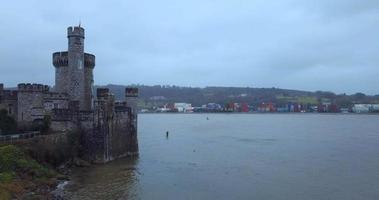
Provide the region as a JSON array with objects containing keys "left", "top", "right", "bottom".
[
  {"left": 53, "top": 52, "right": 94, "bottom": 68},
  {"left": 67, "top": 26, "right": 85, "bottom": 39},
  {"left": 53, "top": 51, "right": 69, "bottom": 67},
  {"left": 53, "top": 25, "right": 95, "bottom": 111},
  {"left": 84, "top": 53, "right": 95, "bottom": 68}
]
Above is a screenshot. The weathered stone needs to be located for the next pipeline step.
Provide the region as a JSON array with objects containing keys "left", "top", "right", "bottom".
[
  {"left": 0, "top": 25, "right": 139, "bottom": 163},
  {"left": 0, "top": 85, "right": 18, "bottom": 119},
  {"left": 53, "top": 26, "right": 94, "bottom": 111}
]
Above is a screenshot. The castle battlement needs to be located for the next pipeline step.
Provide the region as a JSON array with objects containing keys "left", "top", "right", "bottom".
[
  {"left": 53, "top": 51, "right": 68, "bottom": 67},
  {"left": 53, "top": 52, "right": 94, "bottom": 69},
  {"left": 67, "top": 26, "right": 84, "bottom": 38},
  {"left": 1, "top": 25, "right": 138, "bottom": 164},
  {"left": 17, "top": 83, "right": 49, "bottom": 92},
  {"left": 84, "top": 53, "right": 95, "bottom": 68}
]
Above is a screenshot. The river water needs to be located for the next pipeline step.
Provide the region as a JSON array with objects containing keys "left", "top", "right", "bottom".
[{"left": 64, "top": 113, "right": 379, "bottom": 200}]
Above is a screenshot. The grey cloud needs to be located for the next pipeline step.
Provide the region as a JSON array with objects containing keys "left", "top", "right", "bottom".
[{"left": 0, "top": 0, "right": 378, "bottom": 94}]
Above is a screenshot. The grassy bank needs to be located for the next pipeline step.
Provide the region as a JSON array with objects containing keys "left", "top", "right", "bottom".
[{"left": 0, "top": 145, "right": 59, "bottom": 199}]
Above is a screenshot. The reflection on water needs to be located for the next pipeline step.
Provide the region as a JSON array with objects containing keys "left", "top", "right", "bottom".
[
  {"left": 64, "top": 158, "right": 140, "bottom": 200},
  {"left": 64, "top": 114, "right": 379, "bottom": 200}
]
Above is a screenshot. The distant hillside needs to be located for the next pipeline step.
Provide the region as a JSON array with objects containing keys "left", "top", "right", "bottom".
[{"left": 96, "top": 84, "right": 379, "bottom": 109}]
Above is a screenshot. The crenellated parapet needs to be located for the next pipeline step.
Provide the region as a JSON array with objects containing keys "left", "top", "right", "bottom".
[
  {"left": 125, "top": 87, "right": 138, "bottom": 115},
  {"left": 17, "top": 83, "right": 49, "bottom": 93},
  {"left": 84, "top": 53, "right": 95, "bottom": 68},
  {"left": 53, "top": 52, "right": 95, "bottom": 69},
  {"left": 85, "top": 86, "right": 138, "bottom": 163},
  {"left": 67, "top": 26, "right": 84, "bottom": 39},
  {"left": 53, "top": 51, "right": 68, "bottom": 67}
]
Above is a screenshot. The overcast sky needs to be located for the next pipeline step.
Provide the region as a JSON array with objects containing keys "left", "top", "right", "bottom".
[{"left": 0, "top": 0, "right": 378, "bottom": 94}]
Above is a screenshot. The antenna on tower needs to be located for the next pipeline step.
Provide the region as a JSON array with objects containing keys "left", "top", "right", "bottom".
[{"left": 79, "top": 19, "right": 81, "bottom": 27}]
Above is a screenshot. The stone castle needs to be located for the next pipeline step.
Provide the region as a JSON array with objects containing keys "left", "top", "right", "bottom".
[{"left": 0, "top": 25, "right": 138, "bottom": 163}]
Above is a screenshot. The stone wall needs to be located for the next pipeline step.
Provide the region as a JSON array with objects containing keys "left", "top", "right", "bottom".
[
  {"left": 43, "top": 92, "right": 69, "bottom": 113},
  {"left": 17, "top": 84, "right": 46, "bottom": 123},
  {"left": 0, "top": 85, "right": 18, "bottom": 119},
  {"left": 85, "top": 106, "right": 137, "bottom": 163},
  {"left": 53, "top": 51, "right": 68, "bottom": 93},
  {"left": 50, "top": 121, "right": 75, "bottom": 132},
  {"left": 125, "top": 87, "right": 139, "bottom": 154},
  {"left": 84, "top": 62, "right": 94, "bottom": 111},
  {"left": 17, "top": 83, "right": 70, "bottom": 126},
  {"left": 81, "top": 88, "right": 138, "bottom": 163}
]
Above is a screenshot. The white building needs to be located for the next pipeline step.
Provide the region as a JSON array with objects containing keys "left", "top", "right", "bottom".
[
  {"left": 352, "top": 104, "right": 370, "bottom": 113},
  {"left": 371, "top": 104, "right": 379, "bottom": 112},
  {"left": 174, "top": 103, "right": 193, "bottom": 112}
]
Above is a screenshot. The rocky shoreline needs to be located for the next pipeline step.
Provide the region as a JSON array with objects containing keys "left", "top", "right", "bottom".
[{"left": 0, "top": 144, "right": 92, "bottom": 200}]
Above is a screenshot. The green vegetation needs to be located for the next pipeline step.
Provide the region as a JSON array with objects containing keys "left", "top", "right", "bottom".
[
  {"left": 276, "top": 95, "right": 318, "bottom": 104},
  {"left": 0, "top": 145, "right": 57, "bottom": 199},
  {"left": 41, "top": 115, "right": 51, "bottom": 133},
  {"left": 0, "top": 187, "right": 11, "bottom": 200},
  {"left": 0, "top": 172, "right": 14, "bottom": 183},
  {"left": 26, "top": 129, "right": 85, "bottom": 167},
  {"left": 0, "top": 145, "right": 54, "bottom": 183},
  {"left": 0, "top": 131, "right": 84, "bottom": 198},
  {"left": 0, "top": 109, "right": 17, "bottom": 135}
]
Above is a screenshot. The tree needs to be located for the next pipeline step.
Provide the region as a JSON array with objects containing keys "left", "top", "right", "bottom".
[
  {"left": 41, "top": 115, "right": 51, "bottom": 134},
  {"left": 354, "top": 92, "right": 366, "bottom": 99},
  {"left": 0, "top": 109, "right": 17, "bottom": 135}
]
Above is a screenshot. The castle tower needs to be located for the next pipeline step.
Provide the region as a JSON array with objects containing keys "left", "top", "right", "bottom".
[
  {"left": 17, "top": 83, "right": 49, "bottom": 123},
  {"left": 53, "top": 25, "right": 95, "bottom": 111},
  {"left": 125, "top": 87, "right": 139, "bottom": 153},
  {"left": 125, "top": 88, "right": 139, "bottom": 115}
]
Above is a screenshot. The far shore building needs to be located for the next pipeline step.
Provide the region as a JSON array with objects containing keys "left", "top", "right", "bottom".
[
  {"left": 174, "top": 103, "right": 193, "bottom": 112},
  {"left": 352, "top": 104, "right": 379, "bottom": 113}
]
